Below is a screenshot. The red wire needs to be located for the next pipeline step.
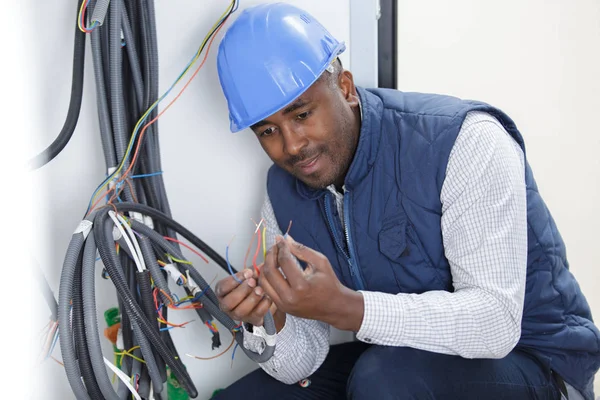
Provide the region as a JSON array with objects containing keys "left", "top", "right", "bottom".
[
  {"left": 252, "top": 228, "right": 261, "bottom": 276},
  {"left": 115, "top": 20, "right": 226, "bottom": 189},
  {"left": 163, "top": 236, "right": 209, "bottom": 264}
]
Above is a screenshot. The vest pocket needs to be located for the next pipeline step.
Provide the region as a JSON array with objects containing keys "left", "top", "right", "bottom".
[
  {"left": 378, "top": 217, "right": 408, "bottom": 260},
  {"left": 379, "top": 216, "right": 447, "bottom": 293}
]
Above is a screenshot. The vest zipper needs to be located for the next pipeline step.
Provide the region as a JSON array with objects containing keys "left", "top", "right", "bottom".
[
  {"left": 343, "top": 190, "right": 366, "bottom": 290},
  {"left": 324, "top": 192, "right": 366, "bottom": 290}
]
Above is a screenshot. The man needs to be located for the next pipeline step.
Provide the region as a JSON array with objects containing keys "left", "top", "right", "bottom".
[{"left": 213, "top": 3, "right": 600, "bottom": 399}]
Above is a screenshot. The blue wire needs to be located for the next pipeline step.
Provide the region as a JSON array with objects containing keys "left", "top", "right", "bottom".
[
  {"left": 231, "top": 343, "right": 239, "bottom": 363},
  {"left": 160, "top": 326, "right": 175, "bottom": 332},
  {"left": 46, "top": 330, "right": 60, "bottom": 360},
  {"left": 86, "top": 5, "right": 238, "bottom": 212},
  {"left": 226, "top": 245, "right": 243, "bottom": 284},
  {"left": 131, "top": 171, "right": 163, "bottom": 179}
]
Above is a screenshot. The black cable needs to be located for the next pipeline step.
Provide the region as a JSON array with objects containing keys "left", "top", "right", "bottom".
[
  {"left": 94, "top": 212, "right": 198, "bottom": 398},
  {"left": 115, "top": 202, "right": 236, "bottom": 275},
  {"left": 28, "top": 0, "right": 86, "bottom": 170}
]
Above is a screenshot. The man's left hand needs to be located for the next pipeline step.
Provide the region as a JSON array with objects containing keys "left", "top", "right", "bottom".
[{"left": 258, "top": 235, "right": 364, "bottom": 332}]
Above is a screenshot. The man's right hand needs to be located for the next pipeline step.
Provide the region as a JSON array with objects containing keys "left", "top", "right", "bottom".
[{"left": 215, "top": 268, "right": 274, "bottom": 327}]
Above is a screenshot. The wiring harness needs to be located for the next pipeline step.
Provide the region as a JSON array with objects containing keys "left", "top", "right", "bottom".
[{"left": 37, "top": 0, "right": 278, "bottom": 399}]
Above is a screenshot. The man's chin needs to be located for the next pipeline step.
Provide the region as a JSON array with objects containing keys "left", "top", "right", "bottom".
[{"left": 296, "top": 174, "right": 332, "bottom": 190}]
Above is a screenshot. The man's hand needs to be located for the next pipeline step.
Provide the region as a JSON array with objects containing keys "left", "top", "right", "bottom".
[
  {"left": 259, "top": 235, "right": 364, "bottom": 332},
  {"left": 215, "top": 267, "right": 274, "bottom": 327}
]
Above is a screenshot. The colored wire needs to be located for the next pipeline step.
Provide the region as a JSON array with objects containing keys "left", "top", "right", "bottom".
[
  {"left": 130, "top": 171, "right": 163, "bottom": 179},
  {"left": 86, "top": 0, "right": 236, "bottom": 214},
  {"left": 167, "top": 255, "right": 192, "bottom": 265},
  {"left": 164, "top": 236, "right": 209, "bottom": 264},
  {"left": 231, "top": 343, "right": 240, "bottom": 368},
  {"left": 185, "top": 334, "right": 236, "bottom": 361},
  {"left": 262, "top": 226, "right": 267, "bottom": 259},
  {"left": 284, "top": 220, "right": 293, "bottom": 237},
  {"left": 252, "top": 226, "right": 262, "bottom": 276},
  {"left": 226, "top": 236, "right": 243, "bottom": 284},
  {"left": 103, "top": 357, "right": 142, "bottom": 400},
  {"left": 77, "top": 0, "right": 99, "bottom": 33}
]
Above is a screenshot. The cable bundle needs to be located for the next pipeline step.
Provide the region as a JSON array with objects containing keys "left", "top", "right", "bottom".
[{"left": 49, "top": 1, "right": 277, "bottom": 399}]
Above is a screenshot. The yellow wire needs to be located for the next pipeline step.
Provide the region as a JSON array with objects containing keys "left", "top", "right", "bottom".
[
  {"left": 77, "top": 1, "right": 86, "bottom": 32},
  {"left": 167, "top": 255, "right": 192, "bottom": 265},
  {"left": 89, "top": 0, "right": 236, "bottom": 208},
  {"left": 115, "top": 346, "right": 146, "bottom": 364},
  {"left": 262, "top": 226, "right": 267, "bottom": 259}
]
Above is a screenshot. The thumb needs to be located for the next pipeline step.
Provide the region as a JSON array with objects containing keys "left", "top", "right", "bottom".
[{"left": 283, "top": 235, "right": 324, "bottom": 269}]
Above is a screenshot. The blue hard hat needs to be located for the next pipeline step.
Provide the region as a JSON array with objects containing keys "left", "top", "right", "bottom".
[{"left": 217, "top": 3, "right": 346, "bottom": 132}]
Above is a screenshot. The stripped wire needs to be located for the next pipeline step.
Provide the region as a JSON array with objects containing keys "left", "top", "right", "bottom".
[
  {"left": 77, "top": 0, "right": 99, "bottom": 33},
  {"left": 226, "top": 236, "right": 243, "bottom": 284},
  {"left": 185, "top": 334, "right": 235, "bottom": 361},
  {"left": 164, "top": 236, "right": 209, "bottom": 264},
  {"left": 86, "top": 0, "right": 236, "bottom": 215}
]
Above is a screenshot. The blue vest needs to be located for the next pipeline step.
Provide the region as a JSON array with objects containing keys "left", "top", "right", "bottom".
[{"left": 267, "top": 87, "right": 600, "bottom": 398}]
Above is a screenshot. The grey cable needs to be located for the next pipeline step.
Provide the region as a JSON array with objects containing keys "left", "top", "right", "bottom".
[
  {"left": 109, "top": 0, "right": 127, "bottom": 162},
  {"left": 90, "top": 0, "right": 111, "bottom": 26},
  {"left": 138, "top": 236, "right": 170, "bottom": 296},
  {"left": 108, "top": 0, "right": 136, "bottom": 202},
  {"left": 120, "top": 6, "right": 144, "bottom": 113},
  {"left": 130, "top": 220, "right": 277, "bottom": 363},
  {"left": 82, "top": 232, "right": 121, "bottom": 400},
  {"left": 58, "top": 226, "right": 92, "bottom": 400},
  {"left": 131, "top": 321, "right": 164, "bottom": 394},
  {"left": 91, "top": 28, "right": 116, "bottom": 168}
]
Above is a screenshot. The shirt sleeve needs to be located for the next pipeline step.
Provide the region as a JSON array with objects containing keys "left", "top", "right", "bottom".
[{"left": 355, "top": 111, "right": 528, "bottom": 359}]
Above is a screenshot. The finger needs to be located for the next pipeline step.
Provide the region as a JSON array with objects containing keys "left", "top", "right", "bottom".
[
  {"left": 247, "top": 296, "right": 273, "bottom": 326},
  {"left": 218, "top": 276, "right": 256, "bottom": 314},
  {"left": 215, "top": 269, "right": 253, "bottom": 299},
  {"left": 261, "top": 243, "right": 291, "bottom": 299},
  {"left": 258, "top": 270, "right": 282, "bottom": 306},
  {"left": 285, "top": 235, "right": 324, "bottom": 268},
  {"left": 275, "top": 237, "right": 305, "bottom": 287},
  {"left": 230, "top": 287, "right": 267, "bottom": 321}
]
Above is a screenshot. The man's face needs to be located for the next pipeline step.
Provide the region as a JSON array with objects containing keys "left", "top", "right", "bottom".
[{"left": 251, "top": 69, "right": 361, "bottom": 189}]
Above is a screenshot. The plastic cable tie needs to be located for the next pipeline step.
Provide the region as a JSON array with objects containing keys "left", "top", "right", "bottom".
[
  {"left": 252, "top": 326, "right": 277, "bottom": 347},
  {"left": 163, "top": 264, "right": 184, "bottom": 284},
  {"left": 129, "top": 212, "right": 144, "bottom": 224},
  {"left": 185, "top": 272, "right": 201, "bottom": 296},
  {"left": 112, "top": 225, "right": 122, "bottom": 241},
  {"left": 74, "top": 220, "right": 93, "bottom": 239},
  {"left": 116, "top": 327, "right": 124, "bottom": 350},
  {"left": 143, "top": 215, "right": 154, "bottom": 229}
]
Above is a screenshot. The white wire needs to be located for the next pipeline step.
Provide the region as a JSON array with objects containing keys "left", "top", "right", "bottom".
[
  {"left": 108, "top": 211, "right": 144, "bottom": 272},
  {"left": 103, "top": 357, "right": 142, "bottom": 400},
  {"left": 115, "top": 212, "right": 147, "bottom": 271}
]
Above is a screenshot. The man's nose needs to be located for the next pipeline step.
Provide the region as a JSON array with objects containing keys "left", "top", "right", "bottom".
[{"left": 282, "top": 128, "right": 308, "bottom": 156}]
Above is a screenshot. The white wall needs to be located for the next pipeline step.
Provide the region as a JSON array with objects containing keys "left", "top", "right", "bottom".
[
  {"left": 28, "top": 1, "right": 351, "bottom": 399},
  {"left": 396, "top": 0, "right": 600, "bottom": 391}
]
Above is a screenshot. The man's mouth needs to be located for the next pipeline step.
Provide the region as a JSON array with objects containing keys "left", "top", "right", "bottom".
[{"left": 295, "top": 154, "right": 321, "bottom": 175}]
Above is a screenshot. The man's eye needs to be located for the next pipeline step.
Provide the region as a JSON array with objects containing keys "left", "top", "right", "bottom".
[
  {"left": 296, "top": 111, "right": 311, "bottom": 120},
  {"left": 260, "top": 127, "right": 275, "bottom": 137}
]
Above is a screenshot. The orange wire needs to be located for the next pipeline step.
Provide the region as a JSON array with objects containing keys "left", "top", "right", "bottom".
[
  {"left": 164, "top": 237, "right": 209, "bottom": 264},
  {"left": 87, "top": 17, "right": 227, "bottom": 217},
  {"left": 186, "top": 334, "right": 235, "bottom": 360},
  {"left": 115, "top": 20, "right": 226, "bottom": 189},
  {"left": 252, "top": 227, "right": 261, "bottom": 276}
]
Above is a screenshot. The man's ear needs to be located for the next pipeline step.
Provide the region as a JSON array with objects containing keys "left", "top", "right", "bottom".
[{"left": 339, "top": 70, "right": 359, "bottom": 107}]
